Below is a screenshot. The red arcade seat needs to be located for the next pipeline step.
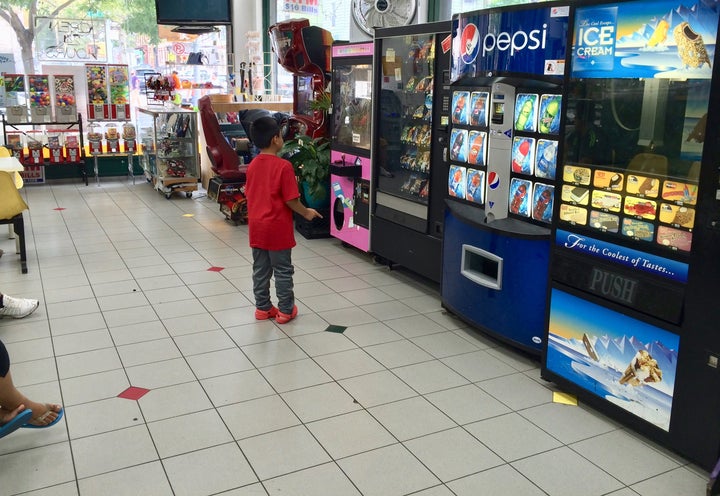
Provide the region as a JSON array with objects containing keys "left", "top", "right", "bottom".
[
  {"left": 198, "top": 96, "right": 249, "bottom": 224},
  {"left": 198, "top": 95, "right": 247, "bottom": 182}
]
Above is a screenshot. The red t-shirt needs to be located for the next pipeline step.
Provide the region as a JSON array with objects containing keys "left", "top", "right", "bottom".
[{"left": 246, "top": 153, "right": 299, "bottom": 250}]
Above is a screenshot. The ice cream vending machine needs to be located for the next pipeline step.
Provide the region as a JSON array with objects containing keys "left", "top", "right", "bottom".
[
  {"left": 542, "top": 0, "right": 720, "bottom": 469},
  {"left": 329, "top": 42, "right": 374, "bottom": 252},
  {"left": 441, "top": 3, "right": 571, "bottom": 353}
]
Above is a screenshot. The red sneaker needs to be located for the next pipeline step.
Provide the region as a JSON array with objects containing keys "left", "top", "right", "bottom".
[
  {"left": 275, "top": 305, "right": 298, "bottom": 324},
  {"left": 255, "top": 306, "right": 278, "bottom": 320}
]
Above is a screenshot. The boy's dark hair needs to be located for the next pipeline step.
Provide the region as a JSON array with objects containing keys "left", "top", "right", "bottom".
[{"left": 250, "top": 117, "right": 281, "bottom": 149}]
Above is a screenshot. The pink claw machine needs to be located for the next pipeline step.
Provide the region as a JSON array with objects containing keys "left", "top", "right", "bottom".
[{"left": 329, "top": 42, "right": 374, "bottom": 252}]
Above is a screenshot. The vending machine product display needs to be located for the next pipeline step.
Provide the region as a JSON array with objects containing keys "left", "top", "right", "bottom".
[
  {"left": 541, "top": 0, "right": 720, "bottom": 469},
  {"left": 329, "top": 42, "right": 374, "bottom": 252},
  {"left": 371, "top": 21, "right": 452, "bottom": 282},
  {"left": 441, "top": 3, "right": 571, "bottom": 353}
]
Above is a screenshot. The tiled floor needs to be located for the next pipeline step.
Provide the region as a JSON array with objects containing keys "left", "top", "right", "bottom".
[{"left": 0, "top": 180, "right": 709, "bottom": 496}]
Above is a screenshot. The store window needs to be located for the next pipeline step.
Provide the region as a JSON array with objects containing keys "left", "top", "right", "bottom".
[
  {"left": 274, "top": 0, "right": 351, "bottom": 97},
  {"left": 445, "top": 0, "right": 552, "bottom": 17}
]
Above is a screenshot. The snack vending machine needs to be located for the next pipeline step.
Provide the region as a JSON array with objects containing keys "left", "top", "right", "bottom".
[
  {"left": 371, "top": 21, "right": 452, "bottom": 282},
  {"left": 441, "top": 3, "right": 571, "bottom": 353},
  {"left": 541, "top": 0, "right": 720, "bottom": 469},
  {"left": 269, "top": 19, "right": 334, "bottom": 138},
  {"left": 329, "top": 42, "right": 374, "bottom": 251}
]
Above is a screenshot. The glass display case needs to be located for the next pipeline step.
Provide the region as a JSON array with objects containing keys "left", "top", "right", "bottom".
[
  {"left": 376, "top": 33, "right": 436, "bottom": 205},
  {"left": 137, "top": 107, "right": 198, "bottom": 199},
  {"left": 331, "top": 57, "right": 373, "bottom": 150}
]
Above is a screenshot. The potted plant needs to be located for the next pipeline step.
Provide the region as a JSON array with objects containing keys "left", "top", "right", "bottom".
[{"left": 280, "top": 134, "right": 331, "bottom": 209}]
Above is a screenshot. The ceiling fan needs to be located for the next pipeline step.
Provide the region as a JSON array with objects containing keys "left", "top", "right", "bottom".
[{"left": 352, "top": 0, "right": 418, "bottom": 36}]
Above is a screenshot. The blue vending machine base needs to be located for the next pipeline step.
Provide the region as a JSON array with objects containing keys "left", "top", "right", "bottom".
[{"left": 441, "top": 202, "right": 551, "bottom": 354}]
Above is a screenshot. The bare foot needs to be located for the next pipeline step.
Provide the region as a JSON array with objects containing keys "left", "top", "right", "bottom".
[
  {"left": 25, "top": 403, "right": 62, "bottom": 427},
  {"left": 0, "top": 404, "right": 27, "bottom": 426}
]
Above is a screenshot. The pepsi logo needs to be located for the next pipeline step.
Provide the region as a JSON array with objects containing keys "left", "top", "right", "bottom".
[
  {"left": 460, "top": 23, "right": 480, "bottom": 64},
  {"left": 488, "top": 171, "right": 500, "bottom": 190}
]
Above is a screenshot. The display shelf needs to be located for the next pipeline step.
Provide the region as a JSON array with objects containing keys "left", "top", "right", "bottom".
[
  {"left": 1, "top": 113, "right": 88, "bottom": 185},
  {"left": 137, "top": 107, "right": 199, "bottom": 199}
]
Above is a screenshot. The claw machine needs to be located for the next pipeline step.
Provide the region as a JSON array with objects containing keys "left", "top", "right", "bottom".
[
  {"left": 371, "top": 21, "right": 452, "bottom": 282},
  {"left": 329, "top": 42, "right": 374, "bottom": 251},
  {"left": 541, "top": 0, "right": 720, "bottom": 469},
  {"left": 441, "top": 3, "right": 572, "bottom": 353}
]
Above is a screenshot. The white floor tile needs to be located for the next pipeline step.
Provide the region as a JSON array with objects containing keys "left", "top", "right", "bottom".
[
  {"left": 512, "top": 447, "right": 624, "bottom": 496},
  {"left": 260, "top": 358, "right": 333, "bottom": 393},
  {"left": 218, "top": 394, "right": 301, "bottom": 440},
  {"left": 77, "top": 460, "right": 173, "bottom": 496},
  {"left": 147, "top": 409, "right": 233, "bottom": 458},
  {"left": 238, "top": 425, "right": 331, "bottom": 480},
  {"left": 0, "top": 442, "right": 75, "bottom": 495},
  {"left": 262, "top": 462, "right": 361, "bottom": 496},
  {"left": 71, "top": 425, "right": 158, "bottom": 479},
  {"left": 405, "top": 427, "right": 504, "bottom": 482},
  {"left": 369, "top": 396, "right": 456, "bottom": 441},
  {"left": 163, "top": 443, "right": 258, "bottom": 496},
  {"left": 66, "top": 396, "right": 143, "bottom": 439},
  {"left": 138, "top": 381, "right": 214, "bottom": 422},
  {"left": 307, "top": 410, "right": 396, "bottom": 459},
  {"left": 282, "top": 381, "right": 361, "bottom": 422},
  {"left": 338, "top": 443, "right": 440, "bottom": 496}
]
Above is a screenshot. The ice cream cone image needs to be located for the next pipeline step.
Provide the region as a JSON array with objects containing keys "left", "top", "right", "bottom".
[
  {"left": 673, "top": 22, "right": 712, "bottom": 69},
  {"left": 619, "top": 350, "right": 663, "bottom": 386}
]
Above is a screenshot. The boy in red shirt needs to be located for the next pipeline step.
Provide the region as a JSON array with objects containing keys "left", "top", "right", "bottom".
[{"left": 246, "top": 117, "right": 322, "bottom": 324}]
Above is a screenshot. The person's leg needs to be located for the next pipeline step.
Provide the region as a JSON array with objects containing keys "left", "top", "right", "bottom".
[
  {"left": 0, "top": 340, "right": 61, "bottom": 426},
  {"left": 252, "top": 248, "right": 276, "bottom": 319},
  {"left": 271, "top": 249, "right": 296, "bottom": 322}
]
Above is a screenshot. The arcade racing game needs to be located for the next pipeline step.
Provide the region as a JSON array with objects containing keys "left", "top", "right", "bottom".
[
  {"left": 371, "top": 21, "right": 452, "bottom": 283},
  {"left": 441, "top": 3, "right": 571, "bottom": 354},
  {"left": 329, "top": 42, "right": 374, "bottom": 252},
  {"left": 269, "top": 19, "right": 333, "bottom": 138},
  {"left": 542, "top": 0, "right": 720, "bottom": 469}
]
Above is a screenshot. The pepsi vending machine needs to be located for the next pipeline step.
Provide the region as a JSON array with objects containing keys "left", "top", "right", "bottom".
[
  {"left": 542, "top": 0, "right": 720, "bottom": 468},
  {"left": 441, "top": 3, "right": 571, "bottom": 354},
  {"left": 329, "top": 42, "right": 374, "bottom": 251}
]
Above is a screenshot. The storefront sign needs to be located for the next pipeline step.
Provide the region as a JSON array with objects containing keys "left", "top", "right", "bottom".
[
  {"left": 283, "top": 0, "right": 319, "bottom": 15},
  {"left": 35, "top": 17, "right": 107, "bottom": 62},
  {"left": 0, "top": 53, "right": 15, "bottom": 74}
]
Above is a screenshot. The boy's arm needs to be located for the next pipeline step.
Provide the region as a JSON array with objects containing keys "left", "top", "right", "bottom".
[{"left": 286, "top": 198, "right": 323, "bottom": 221}]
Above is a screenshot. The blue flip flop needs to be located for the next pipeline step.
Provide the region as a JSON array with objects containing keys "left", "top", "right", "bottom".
[
  {"left": 0, "top": 408, "right": 33, "bottom": 439},
  {"left": 22, "top": 407, "right": 63, "bottom": 429}
]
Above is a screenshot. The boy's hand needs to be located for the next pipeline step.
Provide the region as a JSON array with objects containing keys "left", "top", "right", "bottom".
[{"left": 303, "top": 208, "right": 323, "bottom": 221}]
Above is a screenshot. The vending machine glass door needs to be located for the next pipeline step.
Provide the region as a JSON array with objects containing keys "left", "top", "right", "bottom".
[
  {"left": 331, "top": 62, "right": 373, "bottom": 150},
  {"left": 375, "top": 33, "right": 436, "bottom": 208}
]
